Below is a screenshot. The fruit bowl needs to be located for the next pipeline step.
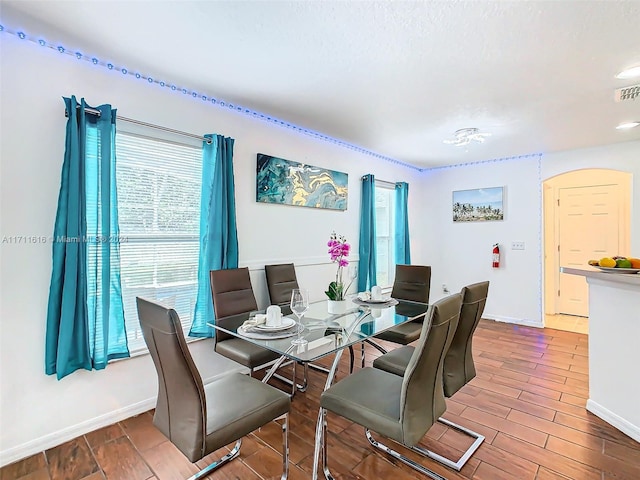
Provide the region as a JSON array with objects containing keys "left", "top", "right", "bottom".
[
  {"left": 588, "top": 256, "right": 640, "bottom": 273},
  {"left": 594, "top": 266, "right": 640, "bottom": 274}
]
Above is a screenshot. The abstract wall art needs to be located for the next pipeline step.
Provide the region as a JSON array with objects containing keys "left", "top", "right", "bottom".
[
  {"left": 452, "top": 186, "right": 504, "bottom": 222},
  {"left": 256, "top": 154, "right": 348, "bottom": 211}
]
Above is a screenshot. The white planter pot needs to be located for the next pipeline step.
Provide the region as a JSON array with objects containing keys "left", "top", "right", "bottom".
[{"left": 327, "top": 300, "right": 348, "bottom": 315}]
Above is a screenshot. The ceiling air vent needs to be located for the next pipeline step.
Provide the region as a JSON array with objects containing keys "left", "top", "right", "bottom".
[{"left": 615, "top": 84, "right": 640, "bottom": 102}]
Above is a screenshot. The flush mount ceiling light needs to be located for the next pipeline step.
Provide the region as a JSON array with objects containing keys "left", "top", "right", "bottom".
[
  {"left": 616, "top": 66, "right": 640, "bottom": 80},
  {"left": 443, "top": 128, "right": 491, "bottom": 147},
  {"left": 616, "top": 121, "right": 640, "bottom": 130}
]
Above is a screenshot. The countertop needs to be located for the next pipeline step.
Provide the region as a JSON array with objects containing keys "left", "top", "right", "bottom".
[{"left": 560, "top": 266, "right": 640, "bottom": 287}]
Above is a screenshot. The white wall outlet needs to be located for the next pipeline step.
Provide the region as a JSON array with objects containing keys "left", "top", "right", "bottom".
[{"left": 511, "top": 241, "right": 525, "bottom": 250}]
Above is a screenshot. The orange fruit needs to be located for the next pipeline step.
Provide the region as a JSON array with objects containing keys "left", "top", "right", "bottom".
[{"left": 629, "top": 258, "right": 640, "bottom": 268}]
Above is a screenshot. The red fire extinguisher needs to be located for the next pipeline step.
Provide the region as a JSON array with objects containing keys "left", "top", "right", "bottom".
[{"left": 492, "top": 243, "right": 500, "bottom": 268}]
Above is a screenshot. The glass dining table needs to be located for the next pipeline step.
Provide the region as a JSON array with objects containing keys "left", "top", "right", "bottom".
[
  {"left": 207, "top": 298, "right": 428, "bottom": 381},
  {"left": 208, "top": 298, "right": 430, "bottom": 479}
]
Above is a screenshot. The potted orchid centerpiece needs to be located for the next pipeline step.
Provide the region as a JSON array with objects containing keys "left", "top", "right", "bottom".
[{"left": 325, "top": 232, "right": 355, "bottom": 313}]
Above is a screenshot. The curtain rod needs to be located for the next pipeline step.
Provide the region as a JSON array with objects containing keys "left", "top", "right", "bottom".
[
  {"left": 65, "top": 107, "right": 210, "bottom": 143},
  {"left": 375, "top": 179, "right": 397, "bottom": 188}
]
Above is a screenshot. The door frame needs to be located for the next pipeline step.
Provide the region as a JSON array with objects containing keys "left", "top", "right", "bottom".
[{"left": 543, "top": 169, "right": 631, "bottom": 317}]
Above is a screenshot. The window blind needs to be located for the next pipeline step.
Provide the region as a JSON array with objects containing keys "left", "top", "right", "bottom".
[{"left": 115, "top": 132, "right": 202, "bottom": 351}]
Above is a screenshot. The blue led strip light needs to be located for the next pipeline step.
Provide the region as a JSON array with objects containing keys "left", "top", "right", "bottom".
[
  {"left": 0, "top": 24, "right": 421, "bottom": 171},
  {"left": 425, "top": 152, "right": 544, "bottom": 172}
]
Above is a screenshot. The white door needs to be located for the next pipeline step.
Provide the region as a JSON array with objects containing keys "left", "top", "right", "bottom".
[{"left": 557, "top": 185, "right": 620, "bottom": 316}]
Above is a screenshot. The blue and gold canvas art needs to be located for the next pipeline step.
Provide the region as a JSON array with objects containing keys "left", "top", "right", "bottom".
[{"left": 256, "top": 154, "right": 348, "bottom": 211}]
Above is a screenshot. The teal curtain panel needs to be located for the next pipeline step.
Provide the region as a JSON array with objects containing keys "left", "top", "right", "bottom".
[
  {"left": 394, "top": 182, "right": 411, "bottom": 265},
  {"left": 358, "top": 174, "right": 377, "bottom": 292},
  {"left": 45, "top": 96, "right": 129, "bottom": 380},
  {"left": 190, "top": 135, "right": 239, "bottom": 337}
]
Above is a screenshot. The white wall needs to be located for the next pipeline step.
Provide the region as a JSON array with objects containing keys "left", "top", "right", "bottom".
[
  {"left": 414, "top": 155, "right": 545, "bottom": 325},
  {"left": 413, "top": 142, "right": 640, "bottom": 326},
  {"left": 0, "top": 37, "right": 421, "bottom": 465}
]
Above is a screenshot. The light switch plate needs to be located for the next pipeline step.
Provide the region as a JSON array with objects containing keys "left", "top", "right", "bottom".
[{"left": 511, "top": 241, "right": 525, "bottom": 250}]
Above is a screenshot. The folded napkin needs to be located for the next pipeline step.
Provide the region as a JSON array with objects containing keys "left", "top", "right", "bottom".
[{"left": 241, "top": 314, "right": 267, "bottom": 329}]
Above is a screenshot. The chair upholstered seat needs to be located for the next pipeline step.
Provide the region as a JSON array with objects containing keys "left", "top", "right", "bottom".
[
  {"left": 214, "top": 337, "right": 281, "bottom": 369},
  {"left": 374, "top": 321, "right": 423, "bottom": 345},
  {"left": 372, "top": 345, "right": 414, "bottom": 377},
  {"left": 321, "top": 367, "right": 405, "bottom": 442},
  {"left": 203, "top": 373, "right": 290, "bottom": 452}
]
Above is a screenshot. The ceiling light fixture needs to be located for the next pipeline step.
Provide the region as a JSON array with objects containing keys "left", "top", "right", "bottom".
[
  {"left": 616, "top": 122, "right": 640, "bottom": 130},
  {"left": 443, "top": 128, "right": 491, "bottom": 147},
  {"left": 616, "top": 66, "right": 640, "bottom": 80}
]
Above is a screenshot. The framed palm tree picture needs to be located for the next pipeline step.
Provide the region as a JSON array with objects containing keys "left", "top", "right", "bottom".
[{"left": 452, "top": 186, "right": 504, "bottom": 222}]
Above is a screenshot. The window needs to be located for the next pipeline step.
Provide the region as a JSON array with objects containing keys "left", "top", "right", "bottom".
[
  {"left": 115, "top": 132, "right": 202, "bottom": 351},
  {"left": 375, "top": 184, "right": 395, "bottom": 288}
]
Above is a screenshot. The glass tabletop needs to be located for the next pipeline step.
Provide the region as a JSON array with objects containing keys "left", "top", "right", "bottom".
[{"left": 207, "top": 299, "right": 429, "bottom": 362}]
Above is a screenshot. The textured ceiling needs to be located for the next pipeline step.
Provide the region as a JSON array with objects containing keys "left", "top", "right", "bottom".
[{"left": 2, "top": 1, "right": 640, "bottom": 169}]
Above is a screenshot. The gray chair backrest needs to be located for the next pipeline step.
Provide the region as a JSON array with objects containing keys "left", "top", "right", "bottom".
[
  {"left": 136, "top": 297, "right": 206, "bottom": 462},
  {"left": 210, "top": 267, "right": 259, "bottom": 342},
  {"left": 443, "top": 281, "right": 490, "bottom": 397},
  {"left": 265, "top": 263, "right": 299, "bottom": 307},
  {"left": 400, "top": 293, "right": 462, "bottom": 446},
  {"left": 391, "top": 265, "right": 431, "bottom": 303}
]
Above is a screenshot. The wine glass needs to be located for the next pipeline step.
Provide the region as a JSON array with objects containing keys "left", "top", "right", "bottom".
[{"left": 290, "top": 288, "right": 309, "bottom": 346}]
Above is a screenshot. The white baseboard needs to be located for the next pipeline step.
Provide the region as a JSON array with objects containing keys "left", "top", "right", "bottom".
[
  {"left": 0, "top": 397, "right": 155, "bottom": 468},
  {"left": 483, "top": 313, "right": 543, "bottom": 328},
  {"left": 0, "top": 348, "right": 248, "bottom": 469},
  {"left": 586, "top": 399, "right": 640, "bottom": 443}
]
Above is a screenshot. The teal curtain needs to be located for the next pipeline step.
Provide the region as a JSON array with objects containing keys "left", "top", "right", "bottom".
[
  {"left": 358, "top": 174, "right": 377, "bottom": 292},
  {"left": 190, "top": 134, "right": 238, "bottom": 337},
  {"left": 45, "top": 96, "right": 129, "bottom": 380},
  {"left": 394, "top": 182, "right": 411, "bottom": 265}
]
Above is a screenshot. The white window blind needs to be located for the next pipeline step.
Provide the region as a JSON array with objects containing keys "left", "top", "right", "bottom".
[
  {"left": 115, "top": 132, "right": 202, "bottom": 351},
  {"left": 375, "top": 185, "right": 395, "bottom": 288}
]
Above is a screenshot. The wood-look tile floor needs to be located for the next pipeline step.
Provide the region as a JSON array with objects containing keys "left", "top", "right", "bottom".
[{"left": 3, "top": 320, "right": 640, "bottom": 480}]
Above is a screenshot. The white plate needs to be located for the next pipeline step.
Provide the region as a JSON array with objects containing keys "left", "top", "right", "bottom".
[
  {"left": 594, "top": 266, "right": 640, "bottom": 274},
  {"left": 255, "top": 317, "right": 297, "bottom": 331},
  {"left": 361, "top": 297, "right": 391, "bottom": 304}
]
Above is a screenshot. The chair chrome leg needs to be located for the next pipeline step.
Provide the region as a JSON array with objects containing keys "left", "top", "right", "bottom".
[
  {"left": 364, "top": 338, "right": 388, "bottom": 354},
  {"left": 348, "top": 345, "right": 355, "bottom": 373},
  {"left": 281, "top": 413, "right": 289, "bottom": 480},
  {"left": 409, "top": 417, "right": 484, "bottom": 471},
  {"left": 187, "top": 438, "right": 242, "bottom": 480},
  {"left": 319, "top": 408, "right": 336, "bottom": 480},
  {"left": 308, "top": 362, "right": 330, "bottom": 374},
  {"left": 365, "top": 430, "right": 446, "bottom": 480}
]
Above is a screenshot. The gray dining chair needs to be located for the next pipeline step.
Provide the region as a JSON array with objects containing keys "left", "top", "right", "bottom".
[
  {"left": 318, "top": 293, "right": 462, "bottom": 480},
  {"left": 374, "top": 264, "right": 431, "bottom": 345},
  {"left": 265, "top": 263, "right": 299, "bottom": 316},
  {"left": 360, "top": 264, "right": 431, "bottom": 367},
  {"left": 136, "top": 297, "right": 290, "bottom": 480},
  {"left": 372, "top": 281, "right": 490, "bottom": 471},
  {"left": 210, "top": 267, "right": 301, "bottom": 393},
  {"left": 264, "top": 262, "right": 357, "bottom": 374}
]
